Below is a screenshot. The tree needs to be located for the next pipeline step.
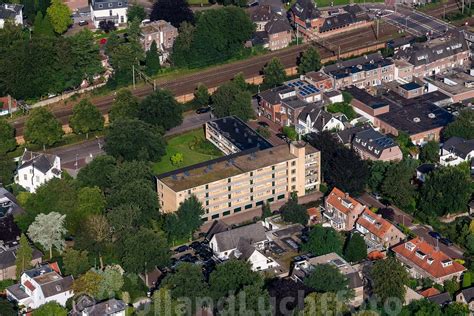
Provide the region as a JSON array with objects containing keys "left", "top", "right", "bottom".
[
  {"left": 127, "top": 4, "right": 146, "bottom": 22},
  {"left": 33, "top": 11, "right": 55, "bottom": 37},
  {"left": 71, "top": 187, "right": 106, "bottom": 234},
  {"left": 69, "top": 99, "right": 104, "bottom": 138},
  {"left": 326, "top": 102, "right": 357, "bottom": 120},
  {"left": 77, "top": 155, "right": 116, "bottom": 191},
  {"left": 298, "top": 46, "right": 321, "bottom": 75},
  {"left": 0, "top": 119, "right": 16, "bottom": 155},
  {"left": 308, "top": 131, "right": 369, "bottom": 195},
  {"left": 368, "top": 161, "right": 390, "bottom": 193},
  {"left": 396, "top": 131, "right": 417, "bottom": 157},
  {"left": 261, "top": 201, "right": 272, "bottom": 219},
  {"left": 371, "top": 257, "right": 408, "bottom": 304},
  {"left": 170, "top": 153, "right": 184, "bottom": 166},
  {"left": 145, "top": 40, "right": 161, "bottom": 76},
  {"left": 170, "top": 22, "right": 195, "bottom": 67},
  {"left": 282, "top": 126, "right": 297, "bottom": 141},
  {"left": 97, "top": 266, "right": 124, "bottom": 299},
  {"left": 138, "top": 89, "right": 182, "bottom": 130},
  {"left": 209, "top": 260, "right": 261, "bottom": 300},
  {"left": 444, "top": 109, "right": 474, "bottom": 140},
  {"left": 194, "top": 83, "right": 210, "bottom": 108},
  {"left": 109, "top": 89, "right": 139, "bottom": 123},
  {"left": 263, "top": 57, "right": 286, "bottom": 87},
  {"left": 443, "top": 277, "right": 460, "bottom": 296},
  {"left": 105, "top": 118, "right": 166, "bottom": 161},
  {"left": 72, "top": 270, "right": 104, "bottom": 298},
  {"left": 400, "top": 299, "right": 442, "bottom": 316},
  {"left": 120, "top": 228, "right": 170, "bottom": 273},
  {"left": 0, "top": 158, "right": 16, "bottom": 186},
  {"left": 99, "top": 20, "right": 116, "bottom": 33},
  {"left": 256, "top": 126, "right": 271, "bottom": 139},
  {"left": 107, "top": 204, "right": 142, "bottom": 236},
  {"left": 32, "top": 301, "right": 67, "bottom": 316},
  {"left": 343, "top": 233, "right": 367, "bottom": 263},
  {"left": 299, "top": 292, "right": 349, "bottom": 316},
  {"left": 150, "top": 0, "right": 194, "bottom": 28},
  {"left": 63, "top": 248, "right": 90, "bottom": 277},
  {"left": 231, "top": 282, "right": 271, "bottom": 315},
  {"left": 304, "top": 264, "right": 349, "bottom": 293},
  {"left": 15, "top": 234, "right": 33, "bottom": 279},
  {"left": 24, "top": 107, "right": 64, "bottom": 147},
  {"left": 46, "top": 0, "right": 72, "bottom": 34},
  {"left": 153, "top": 288, "right": 183, "bottom": 316},
  {"left": 381, "top": 159, "right": 417, "bottom": 212},
  {"left": 302, "top": 225, "right": 343, "bottom": 256},
  {"left": 164, "top": 195, "right": 204, "bottom": 241},
  {"left": 419, "top": 166, "right": 472, "bottom": 217},
  {"left": 281, "top": 192, "right": 308, "bottom": 225},
  {"left": 443, "top": 302, "right": 469, "bottom": 316},
  {"left": 27, "top": 212, "right": 67, "bottom": 259},
  {"left": 420, "top": 141, "right": 439, "bottom": 163},
  {"left": 212, "top": 81, "right": 253, "bottom": 121}
]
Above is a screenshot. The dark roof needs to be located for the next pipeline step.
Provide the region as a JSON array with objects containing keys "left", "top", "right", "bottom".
[
  {"left": 400, "top": 82, "right": 422, "bottom": 91},
  {"left": 91, "top": 0, "right": 128, "bottom": 11},
  {"left": 0, "top": 3, "right": 22, "bottom": 19},
  {"left": 377, "top": 102, "right": 454, "bottom": 136},
  {"left": 416, "top": 163, "right": 436, "bottom": 174},
  {"left": 251, "top": 31, "right": 268, "bottom": 46},
  {"left": 335, "top": 124, "right": 371, "bottom": 145},
  {"left": 213, "top": 222, "right": 266, "bottom": 251},
  {"left": 344, "top": 86, "right": 388, "bottom": 109},
  {"left": 460, "top": 287, "right": 474, "bottom": 302},
  {"left": 283, "top": 97, "right": 308, "bottom": 110},
  {"left": 24, "top": 265, "right": 54, "bottom": 278},
  {"left": 298, "top": 105, "right": 336, "bottom": 132},
  {"left": 0, "top": 243, "right": 41, "bottom": 269},
  {"left": 265, "top": 16, "right": 292, "bottom": 35},
  {"left": 0, "top": 187, "right": 25, "bottom": 217},
  {"left": 0, "top": 215, "right": 21, "bottom": 244},
  {"left": 442, "top": 137, "right": 474, "bottom": 159},
  {"left": 6, "top": 283, "right": 29, "bottom": 300},
  {"left": 427, "top": 292, "right": 452, "bottom": 306},
  {"left": 19, "top": 151, "right": 58, "bottom": 174},
  {"left": 249, "top": 5, "right": 275, "bottom": 22},
  {"left": 347, "top": 271, "right": 363, "bottom": 289},
  {"left": 259, "top": 85, "right": 294, "bottom": 104},
  {"left": 388, "top": 36, "right": 415, "bottom": 48},
  {"left": 291, "top": 0, "right": 320, "bottom": 22},
  {"left": 41, "top": 275, "right": 73, "bottom": 298},
  {"left": 320, "top": 12, "right": 355, "bottom": 33},
  {"left": 206, "top": 116, "right": 273, "bottom": 151},
  {"left": 323, "top": 52, "right": 387, "bottom": 78},
  {"left": 352, "top": 128, "right": 399, "bottom": 158},
  {"left": 139, "top": 267, "right": 163, "bottom": 288},
  {"left": 206, "top": 220, "right": 230, "bottom": 240},
  {"left": 82, "top": 299, "right": 127, "bottom": 315},
  {"left": 236, "top": 238, "right": 257, "bottom": 260}
]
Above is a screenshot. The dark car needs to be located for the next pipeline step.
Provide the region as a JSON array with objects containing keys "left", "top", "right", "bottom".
[
  {"left": 78, "top": 20, "right": 89, "bottom": 26},
  {"left": 257, "top": 121, "right": 270, "bottom": 128},
  {"left": 440, "top": 238, "right": 453, "bottom": 246},
  {"left": 276, "top": 133, "right": 288, "bottom": 141},
  {"left": 190, "top": 241, "right": 201, "bottom": 250},
  {"left": 174, "top": 245, "right": 189, "bottom": 253},
  {"left": 428, "top": 231, "right": 442, "bottom": 240},
  {"left": 196, "top": 106, "right": 211, "bottom": 114}
]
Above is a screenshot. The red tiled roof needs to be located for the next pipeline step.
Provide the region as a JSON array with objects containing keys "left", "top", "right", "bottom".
[
  {"left": 307, "top": 207, "right": 319, "bottom": 217},
  {"left": 393, "top": 238, "right": 466, "bottom": 279},
  {"left": 368, "top": 250, "right": 385, "bottom": 260},
  {"left": 419, "top": 287, "right": 441, "bottom": 298},
  {"left": 24, "top": 280, "right": 36, "bottom": 292},
  {"left": 326, "top": 187, "right": 364, "bottom": 215},
  {"left": 356, "top": 209, "right": 396, "bottom": 240},
  {"left": 48, "top": 262, "right": 61, "bottom": 275}
]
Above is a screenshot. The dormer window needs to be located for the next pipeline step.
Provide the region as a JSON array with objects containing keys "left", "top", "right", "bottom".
[
  {"left": 118, "top": 2, "right": 122, "bottom": 5},
  {"left": 405, "top": 242, "right": 415, "bottom": 251},
  {"left": 427, "top": 258, "right": 434, "bottom": 265},
  {"left": 441, "top": 260, "right": 452, "bottom": 267},
  {"left": 108, "top": 3, "right": 112, "bottom": 7},
  {"left": 415, "top": 250, "right": 426, "bottom": 260},
  {"left": 98, "top": 3, "right": 103, "bottom": 8}
]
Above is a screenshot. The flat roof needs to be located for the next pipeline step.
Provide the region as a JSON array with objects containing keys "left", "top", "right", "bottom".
[
  {"left": 344, "top": 86, "right": 388, "bottom": 109},
  {"left": 207, "top": 116, "right": 273, "bottom": 151},
  {"left": 400, "top": 82, "right": 422, "bottom": 91},
  {"left": 424, "top": 71, "right": 474, "bottom": 96}
]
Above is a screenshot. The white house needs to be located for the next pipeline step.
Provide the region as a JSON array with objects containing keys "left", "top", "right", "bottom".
[
  {"left": 440, "top": 137, "right": 474, "bottom": 166},
  {"left": 81, "top": 299, "right": 127, "bottom": 316},
  {"left": 0, "top": 3, "right": 23, "bottom": 29},
  {"left": 6, "top": 264, "right": 74, "bottom": 312},
  {"left": 209, "top": 222, "right": 279, "bottom": 271},
  {"left": 15, "top": 151, "right": 61, "bottom": 193},
  {"left": 296, "top": 105, "right": 346, "bottom": 135},
  {"left": 90, "top": 0, "right": 127, "bottom": 28}
]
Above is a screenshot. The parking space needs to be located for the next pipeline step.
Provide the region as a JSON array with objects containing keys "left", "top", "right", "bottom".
[{"left": 171, "top": 241, "right": 217, "bottom": 279}]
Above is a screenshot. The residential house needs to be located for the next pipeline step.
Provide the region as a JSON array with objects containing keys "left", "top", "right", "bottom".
[
  {"left": 291, "top": 252, "right": 364, "bottom": 306},
  {"left": 296, "top": 104, "right": 346, "bottom": 135},
  {"left": 427, "top": 292, "right": 452, "bottom": 307},
  {"left": 82, "top": 299, "right": 127, "bottom": 316},
  {"left": 423, "top": 70, "right": 474, "bottom": 103},
  {"left": 0, "top": 3, "right": 23, "bottom": 29},
  {"left": 0, "top": 95, "right": 17, "bottom": 116},
  {"left": 396, "top": 82, "right": 424, "bottom": 99},
  {"left": 416, "top": 163, "right": 436, "bottom": 183},
  {"left": 209, "top": 222, "right": 279, "bottom": 271},
  {"left": 323, "top": 90, "right": 343, "bottom": 104},
  {"left": 140, "top": 20, "right": 178, "bottom": 64},
  {"left": 249, "top": 5, "right": 292, "bottom": 51},
  {"left": 394, "top": 30, "right": 470, "bottom": 78},
  {"left": 15, "top": 150, "right": 61, "bottom": 193},
  {"left": 323, "top": 52, "right": 395, "bottom": 89},
  {"left": 355, "top": 208, "right": 405, "bottom": 251},
  {"left": 0, "top": 242, "right": 42, "bottom": 281},
  {"left": 303, "top": 71, "right": 333, "bottom": 92},
  {"left": 419, "top": 287, "right": 441, "bottom": 298},
  {"left": 323, "top": 187, "right": 365, "bottom": 231},
  {"left": 351, "top": 128, "right": 403, "bottom": 162},
  {"left": 334, "top": 124, "right": 372, "bottom": 146},
  {"left": 90, "top": 0, "right": 127, "bottom": 28},
  {"left": 393, "top": 238, "right": 466, "bottom": 283},
  {"left": 344, "top": 86, "right": 390, "bottom": 124},
  {"left": 440, "top": 137, "right": 474, "bottom": 166},
  {"left": 394, "top": 59, "right": 415, "bottom": 82},
  {"left": 456, "top": 287, "right": 474, "bottom": 313},
  {"left": 6, "top": 264, "right": 74, "bottom": 311}
]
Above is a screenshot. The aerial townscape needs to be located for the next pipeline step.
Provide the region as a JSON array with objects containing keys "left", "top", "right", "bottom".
[{"left": 0, "top": 0, "right": 474, "bottom": 314}]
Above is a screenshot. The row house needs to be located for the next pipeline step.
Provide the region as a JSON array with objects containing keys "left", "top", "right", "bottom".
[
  {"left": 393, "top": 238, "right": 466, "bottom": 284},
  {"left": 351, "top": 127, "right": 403, "bottom": 162},
  {"left": 140, "top": 20, "right": 178, "bottom": 64},
  {"left": 323, "top": 52, "right": 395, "bottom": 89},
  {"left": 395, "top": 30, "right": 470, "bottom": 78}
]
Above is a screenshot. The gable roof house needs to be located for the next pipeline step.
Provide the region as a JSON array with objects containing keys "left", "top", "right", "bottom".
[
  {"left": 249, "top": 5, "right": 292, "bottom": 51},
  {"left": 456, "top": 287, "right": 474, "bottom": 313},
  {"left": 351, "top": 128, "right": 403, "bottom": 162},
  {"left": 440, "top": 136, "right": 474, "bottom": 166},
  {"left": 0, "top": 241, "right": 42, "bottom": 282},
  {"left": 0, "top": 3, "right": 23, "bottom": 29},
  {"left": 393, "top": 238, "right": 466, "bottom": 283},
  {"left": 209, "top": 222, "right": 279, "bottom": 271},
  {"left": 140, "top": 20, "right": 178, "bottom": 64},
  {"left": 323, "top": 187, "right": 366, "bottom": 231},
  {"left": 296, "top": 104, "right": 346, "bottom": 135},
  {"left": 355, "top": 209, "right": 405, "bottom": 251},
  {"left": 6, "top": 264, "right": 74, "bottom": 312},
  {"left": 90, "top": 0, "right": 128, "bottom": 28},
  {"left": 15, "top": 150, "right": 61, "bottom": 193}
]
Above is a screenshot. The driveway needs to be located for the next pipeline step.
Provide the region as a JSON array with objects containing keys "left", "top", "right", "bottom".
[{"left": 411, "top": 226, "right": 465, "bottom": 259}]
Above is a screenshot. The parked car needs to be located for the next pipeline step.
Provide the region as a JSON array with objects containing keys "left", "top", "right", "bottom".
[
  {"left": 276, "top": 133, "right": 288, "bottom": 141},
  {"left": 174, "top": 245, "right": 189, "bottom": 253},
  {"left": 428, "top": 231, "right": 442, "bottom": 240},
  {"left": 257, "top": 121, "right": 269, "bottom": 128},
  {"left": 190, "top": 241, "right": 202, "bottom": 250},
  {"left": 78, "top": 20, "right": 89, "bottom": 26},
  {"left": 196, "top": 106, "right": 211, "bottom": 114},
  {"left": 440, "top": 238, "right": 453, "bottom": 246}
]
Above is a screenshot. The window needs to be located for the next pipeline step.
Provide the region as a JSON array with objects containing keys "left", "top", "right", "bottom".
[
  {"left": 228, "top": 178, "right": 231, "bottom": 183},
  {"left": 228, "top": 194, "right": 231, "bottom": 199},
  {"left": 211, "top": 214, "right": 219, "bottom": 219},
  {"left": 272, "top": 166, "right": 275, "bottom": 170},
  {"left": 23, "top": 174, "right": 27, "bottom": 180},
  {"left": 108, "top": 3, "right": 112, "bottom": 7},
  {"left": 109, "top": 9, "right": 112, "bottom": 15},
  {"left": 291, "top": 161, "right": 296, "bottom": 166},
  {"left": 268, "top": 197, "right": 274, "bottom": 203},
  {"left": 277, "top": 194, "right": 285, "bottom": 200},
  {"left": 188, "top": 190, "right": 191, "bottom": 195},
  {"left": 120, "top": 15, "right": 124, "bottom": 23},
  {"left": 291, "top": 169, "right": 296, "bottom": 175},
  {"left": 118, "top": 1, "right": 122, "bottom": 5},
  {"left": 245, "top": 204, "right": 252, "bottom": 210},
  {"left": 205, "top": 184, "right": 209, "bottom": 190},
  {"left": 202, "top": 217, "right": 208, "bottom": 222},
  {"left": 291, "top": 177, "right": 296, "bottom": 182},
  {"left": 256, "top": 201, "right": 263, "bottom": 207},
  {"left": 223, "top": 210, "right": 230, "bottom": 216},
  {"left": 234, "top": 207, "right": 241, "bottom": 213},
  {"left": 291, "top": 185, "right": 296, "bottom": 190}
]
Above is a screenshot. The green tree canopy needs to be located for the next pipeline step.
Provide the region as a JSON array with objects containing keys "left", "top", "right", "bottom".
[
  {"left": 298, "top": 46, "right": 321, "bottom": 74},
  {"left": 127, "top": 4, "right": 146, "bottom": 22},
  {"left": 46, "top": 0, "right": 72, "bottom": 34},
  {"left": 444, "top": 109, "right": 474, "bottom": 140},
  {"left": 32, "top": 301, "right": 67, "bottom": 316},
  {"left": 68, "top": 187, "right": 106, "bottom": 235},
  {"left": 164, "top": 195, "right": 204, "bottom": 241},
  {"left": 138, "top": 89, "right": 182, "bottom": 130},
  {"left": 211, "top": 81, "right": 253, "bottom": 121},
  {"left": 400, "top": 299, "right": 442, "bottom": 316},
  {"left": 0, "top": 118, "right": 16, "bottom": 155},
  {"left": 150, "top": 0, "right": 194, "bottom": 28},
  {"left": 194, "top": 83, "right": 210, "bottom": 108},
  {"left": 145, "top": 40, "right": 161, "bottom": 76},
  {"left": 69, "top": 99, "right": 104, "bottom": 137},
  {"left": 343, "top": 233, "right": 367, "bottom": 263},
  {"left": 419, "top": 141, "right": 439, "bottom": 163},
  {"left": 109, "top": 89, "right": 139, "bottom": 123},
  {"left": 381, "top": 159, "right": 417, "bottom": 212},
  {"left": 263, "top": 57, "right": 286, "bottom": 87},
  {"left": 368, "top": 161, "right": 390, "bottom": 193},
  {"left": 33, "top": 11, "right": 55, "bottom": 37},
  {"left": 76, "top": 155, "right": 116, "bottom": 191},
  {"left": 72, "top": 270, "right": 104, "bottom": 298},
  {"left": 299, "top": 292, "right": 349, "bottom": 316},
  {"left": 371, "top": 257, "right": 408, "bottom": 304},
  {"left": 443, "top": 302, "right": 469, "bottom": 316},
  {"left": 105, "top": 118, "right": 166, "bottom": 161},
  {"left": 281, "top": 192, "right": 308, "bottom": 225},
  {"left": 304, "top": 264, "right": 349, "bottom": 293},
  {"left": 24, "top": 107, "right": 64, "bottom": 147},
  {"left": 15, "top": 234, "right": 33, "bottom": 279},
  {"left": 302, "top": 225, "right": 343, "bottom": 256},
  {"left": 63, "top": 248, "right": 90, "bottom": 277}
]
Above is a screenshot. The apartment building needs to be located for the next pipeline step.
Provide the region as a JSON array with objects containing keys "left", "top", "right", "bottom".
[
  {"left": 395, "top": 30, "right": 470, "bottom": 78},
  {"left": 157, "top": 142, "right": 320, "bottom": 222},
  {"left": 323, "top": 187, "right": 365, "bottom": 231},
  {"left": 140, "top": 20, "right": 178, "bottom": 64},
  {"left": 323, "top": 52, "right": 394, "bottom": 89}
]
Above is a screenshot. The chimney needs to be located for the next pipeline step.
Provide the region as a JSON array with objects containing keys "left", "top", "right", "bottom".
[{"left": 344, "top": 192, "right": 349, "bottom": 199}]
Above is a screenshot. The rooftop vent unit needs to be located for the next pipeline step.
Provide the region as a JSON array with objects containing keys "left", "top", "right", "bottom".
[
  {"left": 428, "top": 113, "right": 436, "bottom": 119},
  {"left": 413, "top": 117, "right": 421, "bottom": 123}
]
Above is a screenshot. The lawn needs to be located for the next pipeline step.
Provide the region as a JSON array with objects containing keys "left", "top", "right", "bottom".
[
  {"left": 188, "top": 0, "right": 209, "bottom": 4},
  {"left": 153, "top": 129, "right": 222, "bottom": 175}
]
